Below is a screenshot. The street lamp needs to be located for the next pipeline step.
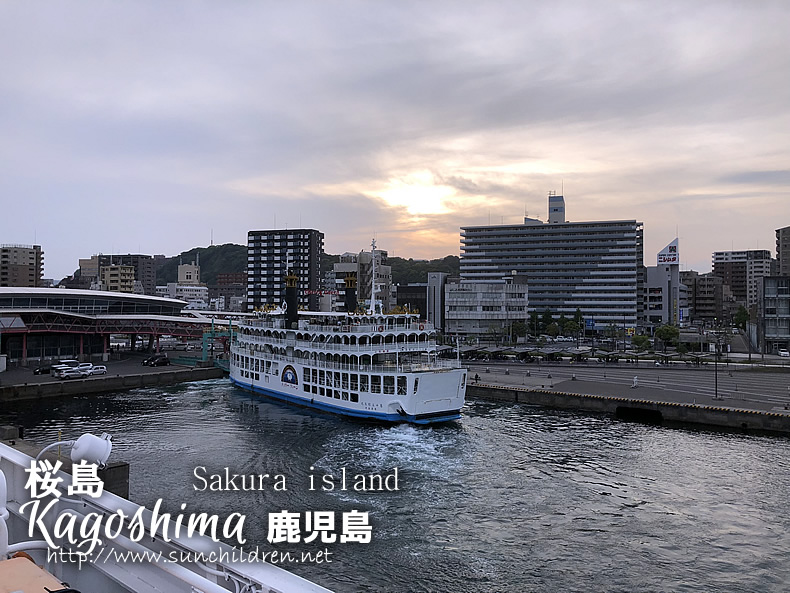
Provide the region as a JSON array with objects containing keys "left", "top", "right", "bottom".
[{"left": 714, "top": 335, "right": 721, "bottom": 400}]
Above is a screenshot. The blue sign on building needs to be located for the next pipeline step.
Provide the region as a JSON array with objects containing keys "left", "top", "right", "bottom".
[{"left": 585, "top": 318, "right": 595, "bottom": 329}]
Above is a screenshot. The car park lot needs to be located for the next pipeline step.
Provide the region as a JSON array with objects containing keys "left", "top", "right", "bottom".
[{"left": 1, "top": 354, "right": 188, "bottom": 386}]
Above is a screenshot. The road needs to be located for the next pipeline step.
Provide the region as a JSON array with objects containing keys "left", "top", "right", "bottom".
[{"left": 466, "top": 360, "right": 790, "bottom": 411}]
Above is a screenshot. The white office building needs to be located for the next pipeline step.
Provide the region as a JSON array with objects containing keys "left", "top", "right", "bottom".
[
  {"left": 444, "top": 275, "right": 528, "bottom": 340},
  {"left": 645, "top": 239, "right": 689, "bottom": 328}
]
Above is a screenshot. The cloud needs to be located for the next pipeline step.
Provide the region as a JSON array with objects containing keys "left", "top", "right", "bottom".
[
  {"left": 0, "top": 1, "right": 788, "bottom": 279},
  {"left": 719, "top": 170, "right": 790, "bottom": 185}
]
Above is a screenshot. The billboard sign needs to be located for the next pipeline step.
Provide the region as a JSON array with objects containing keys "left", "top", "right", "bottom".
[{"left": 658, "top": 238, "right": 679, "bottom": 265}]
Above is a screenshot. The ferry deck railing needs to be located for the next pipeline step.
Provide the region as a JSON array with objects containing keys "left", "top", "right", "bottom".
[
  {"left": 231, "top": 349, "right": 461, "bottom": 374},
  {"left": 235, "top": 335, "right": 435, "bottom": 354},
  {"left": 242, "top": 320, "right": 435, "bottom": 333}
]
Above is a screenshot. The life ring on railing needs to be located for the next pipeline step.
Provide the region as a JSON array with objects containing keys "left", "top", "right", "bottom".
[
  {"left": 419, "top": 324, "right": 425, "bottom": 331},
  {"left": 377, "top": 325, "right": 384, "bottom": 332}
]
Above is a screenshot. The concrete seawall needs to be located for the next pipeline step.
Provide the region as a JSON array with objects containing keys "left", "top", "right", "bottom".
[
  {"left": 0, "top": 367, "right": 225, "bottom": 402},
  {"left": 468, "top": 383, "right": 790, "bottom": 435}
]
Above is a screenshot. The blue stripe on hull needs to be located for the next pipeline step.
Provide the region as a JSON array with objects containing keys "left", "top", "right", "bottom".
[{"left": 229, "top": 377, "right": 460, "bottom": 424}]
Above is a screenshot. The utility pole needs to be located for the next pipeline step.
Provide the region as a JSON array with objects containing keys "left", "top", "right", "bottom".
[{"left": 714, "top": 336, "right": 720, "bottom": 399}]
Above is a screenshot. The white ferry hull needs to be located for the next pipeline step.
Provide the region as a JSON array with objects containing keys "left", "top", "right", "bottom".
[
  {"left": 229, "top": 362, "right": 466, "bottom": 424},
  {"left": 230, "top": 309, "right": 467, "bottom": 425}
]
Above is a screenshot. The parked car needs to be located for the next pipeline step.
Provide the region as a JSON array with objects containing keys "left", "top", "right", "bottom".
[
  {"left": 143, "top": 354, "right": 170, "bottom": 366},
  {"left": 33, "top": 364, "right": 55, "bottom": 375},
  {"left": 59, "top": 367, "right": 90, "bottom": 380},
  {"left": 779, "top": 349, "right": 790, "bottom": 358},
  {"left": 89, "top": 365, "right": 107, "bottom": 375},
  {"left": 51, "top": 360, "right": 81, "bottom": 378}
]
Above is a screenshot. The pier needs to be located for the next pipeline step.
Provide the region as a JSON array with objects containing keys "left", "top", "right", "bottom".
[{"left": 467, "top": 362, "right": 790, "bottom": 435}]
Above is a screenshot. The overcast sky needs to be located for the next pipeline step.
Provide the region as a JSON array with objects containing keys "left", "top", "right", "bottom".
[{"left": 1, "top": 1, "right": 788, "bottom": 280}]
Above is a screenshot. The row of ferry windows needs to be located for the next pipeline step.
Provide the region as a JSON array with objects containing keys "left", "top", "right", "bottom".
[
  {"left": 235, "top": 354, "right": 279, "bottom": 376},
  {"left": 302, "top": 368, "right": 409, "bottom": 395},
  {"left": 303, "top": 384, "right": 360, "bottom": 403},
  {"left": 234, "top": 354, "right": 413, "bottom": 396}
]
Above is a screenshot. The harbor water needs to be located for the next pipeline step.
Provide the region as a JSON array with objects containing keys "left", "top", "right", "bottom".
[{"left": 3, "top": 378, "right": 790, "bottom": 593}]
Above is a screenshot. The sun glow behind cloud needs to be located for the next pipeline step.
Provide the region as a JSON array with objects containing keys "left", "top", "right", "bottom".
[{"left": 373, "top": 170, "right": 455, "bottom": 216}]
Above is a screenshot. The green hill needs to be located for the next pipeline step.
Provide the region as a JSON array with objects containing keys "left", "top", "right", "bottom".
[
  {"left": 156, "top": 244, "right": 247, "bottom": 285},
  {"left": 156, "top": 245, "right": 459, "bottom": 286},
  {"left": 387, "top": 255, "right": 460, "bottom": 284}
]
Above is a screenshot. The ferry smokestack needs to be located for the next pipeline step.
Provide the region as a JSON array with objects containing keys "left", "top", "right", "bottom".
[
  {"left": 344, "top": 273, "right": 358, "bottom": 313},
  {"left": 285, "top": 269, "right": 299, "bottom": 328}
]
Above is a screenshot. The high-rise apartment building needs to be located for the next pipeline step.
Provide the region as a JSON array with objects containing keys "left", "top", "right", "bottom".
[
  {"left": 247, "top": 229, "right": 324, "bottom": 311},
  {"left": 712, "top": 250, "right": 773, "bottom": 307},
  {"left": 777, "top": 226, "right": 790, "bottom": 277},
  {"left": 460, "top": 196, "right": 643, "bottom": 330},
  {"left": 0, "top": 244, "right": 44, "bottom": 287}
]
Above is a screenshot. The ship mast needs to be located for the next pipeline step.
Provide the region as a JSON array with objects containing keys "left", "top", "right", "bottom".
[{"left": 368, "top": 238, "right": 376, "bottom": 315}]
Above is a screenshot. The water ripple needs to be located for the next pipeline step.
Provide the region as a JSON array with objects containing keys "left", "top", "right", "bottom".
[{"left": 3, "top": 384, "right": 790, "bottom": 592}]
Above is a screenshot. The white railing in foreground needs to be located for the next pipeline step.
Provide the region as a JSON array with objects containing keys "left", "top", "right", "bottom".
[{"left": 0, "top": 441, "right": 332, "bottom": 593}]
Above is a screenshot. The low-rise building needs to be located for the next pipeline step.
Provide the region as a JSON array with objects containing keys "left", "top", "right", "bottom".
[
  {"left": 156, "top": 283, "right": 210, "bottom": 309},
  {"left": 395, "top": 283, "right": 427, "bottom": 318},
  {"left": 444, "top": 275, "right": 528, "bottom": 341},
  {"left": 333, "top": 247, "right": 393, "bottom": 313},
  {"left": 681, "top": 271, "right": 739, "bottom": 326},
  {"left": 99, "top": 264, "right": 136, "bottom": 293}
]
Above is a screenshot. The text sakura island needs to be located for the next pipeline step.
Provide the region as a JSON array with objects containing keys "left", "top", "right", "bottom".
[
  {"left": 193, "top": 466, "right": 400, "bottom": 492},
  {"left": 19, "top": 460, "right": 399, "bottom": 562}
]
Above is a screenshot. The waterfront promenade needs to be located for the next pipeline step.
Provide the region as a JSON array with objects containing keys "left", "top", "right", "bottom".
[{"left": 466, "top": 360, "right": 790, "bottom": 434}]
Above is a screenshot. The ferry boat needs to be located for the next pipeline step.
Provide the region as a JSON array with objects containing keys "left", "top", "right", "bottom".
[{"left": 229, "top": 258, "right": 467, "bottom": 424}]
